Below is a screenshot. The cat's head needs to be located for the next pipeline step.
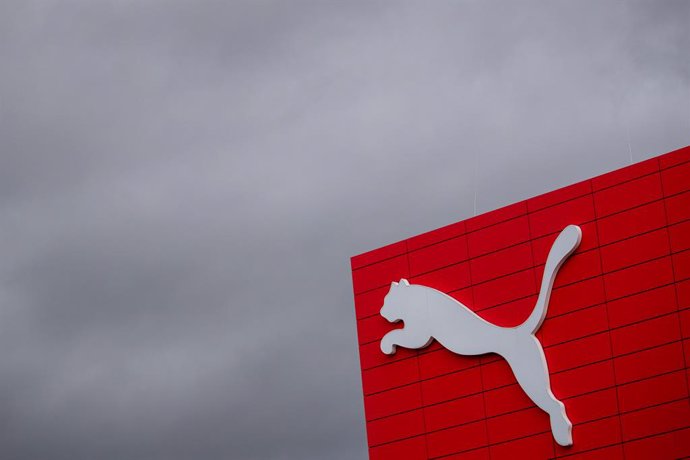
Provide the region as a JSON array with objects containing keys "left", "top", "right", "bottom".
[{"left": 380, "top": 278, "right": 413, "bottom": 323}]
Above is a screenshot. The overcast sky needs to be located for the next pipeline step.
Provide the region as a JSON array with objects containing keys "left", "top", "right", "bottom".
[{"left": 0, "top": 1, "right": 688, "bottom": 459}]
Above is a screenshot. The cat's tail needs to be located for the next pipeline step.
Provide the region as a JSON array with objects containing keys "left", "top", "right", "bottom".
[{"left": 519, "top": 225, "right": 582, "bottom": 335}]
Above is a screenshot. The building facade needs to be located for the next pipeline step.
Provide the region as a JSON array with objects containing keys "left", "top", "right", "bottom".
[{"left": 351, "top": 146, "right": 690, "bottom": 459}]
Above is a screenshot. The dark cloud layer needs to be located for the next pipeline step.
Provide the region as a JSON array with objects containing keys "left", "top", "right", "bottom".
[{"left": 0, "top": 1, "right": 688, "bottom": 459}]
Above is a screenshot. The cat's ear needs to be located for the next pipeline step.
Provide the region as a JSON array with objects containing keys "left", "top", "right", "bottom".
[
  {"left": 399, "top": 278, "right": 410, "bottom": 286},
  {"left": 390, "top": 281, "right": 399, "bottom": 288}
]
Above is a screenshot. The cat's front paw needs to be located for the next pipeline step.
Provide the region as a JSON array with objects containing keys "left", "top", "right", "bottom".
[{"left": 380, "top": 336, "right": 397, "bottom": 355}]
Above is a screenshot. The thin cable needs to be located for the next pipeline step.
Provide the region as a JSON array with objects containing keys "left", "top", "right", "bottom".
[
  {"left": 473, "top": 152, "right": 478, "bottom": 216},
  {"left": 626, "top": 121, "right": 633, "bottom": 165}
]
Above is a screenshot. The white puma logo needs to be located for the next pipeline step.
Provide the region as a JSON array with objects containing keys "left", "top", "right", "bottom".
[{"left": 380, "top": 225, "right": 582, "bottom": 447}]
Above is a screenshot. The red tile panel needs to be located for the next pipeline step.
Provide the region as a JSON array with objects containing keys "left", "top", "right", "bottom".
[
  {"left": 465, "top": 201, "right": 527, "bottom": 233},
  {"left": 425, "top": 420, "right": 488, "bottom": 458},
  {"left": 354, "top": 285, "right": 389, "bottom": 319},
  {"left": 597, "top": 200, "right": 667, "bottom": 246},
  {"left": 669, "top": 219, "right": 690, "bottom": 253},
  {"left": 529, "top": 195, "right": 596, "bottom": 238},
  {"left": 606, "top": 285, "right": 678, "bottom": 329},
  {"left": 364, "top": 383, "right": 423, "bottom": 421},
  {"left": 603, "top": 256, "right": 674, "bottom": 301},
  {"left": 591, "top": 157, "right": 658, "bottom": 191},
  {"left": 661, "top": 158, "right": 690, "bottom": 196},
  {"left": 467, "top": 215, "right": 531, "bottom": 258},
  {"left": 369, "top": 435, "right": 428, "bottom": 460},
  {"left": 423, "top": 393, "right": 485, "bottom": 432},
  {"left": 421, "top": 366, "right": 483, "bottom": 406},
  {"left": 673, "top": 248, "right": 690, "bottom": 281},
  {"left": 408, "top": 236, "right": 468, "bottom": 276},
  {"left": 609, "top": 313, "right": 681, "bottom": 356},
  {"left": 527, "top": 179, "right": 592, "bottom": 212},
  {"left": 540, "top": 304, "right": 609, "bottom": 347},
  {"left": 471, "top": 269, "right": 536, "bottom": 311},
  {"left": 658, "top": 144, "right": 690, "bottom": 168},
  {"left": 613, "top": 341, "right": 686, "bottom": 385},
  {"left": 677, "top": 279, "right": 690, "bottom": 311},
  {"left": 352, "top": 254, "right": 409, "bottom": 294},
  {"left": 407, "top": 220, "right": 466, "bottom": 251},
  {"left": 620, "top": 399, "right": 690, "bottom": 441},
  {"left": 544, "top": 331, "right": 612, "bottom": 373},
  {"left": 362, "top": 359, "right": 420, "bottom": 395},
  {"left": 599, "top": 228, "right": 670, "bottom": 273},
  {"left": 485, "top": 406, "right": 550, "bottom": 444},
  {"left": 554, "top": 416, "right": 622, "bottom": 457},
  {"left": 593, "top": 172, "right": 663, "bottom": 218},
  {"left": 367, "top": 409, "right": 426, "bottom": 446},
  {"left": 410, "top": 262, "right": 472, "bottom": 293},
  {"left": 470, "top": 242, "right": 533, "bottom": 284},
  {"left": 360, "top": 340, "right": 417, "bottom": 370},
  {"left": 617, "top": 370, "right": 688, "bottom": 414},
  {"left": 564, "top": 387, "right": 619, "bottom": 424},
  {"left": 489, "top": 432, "right": 554, "bottom": 460},
  {"left": 352, "top": 240, "right": 407, "bottom": 270},
  {"left": 623, "top": 426, "right": 690, "bottom": 460},
  {"left": 665, "top": 190, "right": 690, "bottom": 224},
  {"left": 548, "top": 276, "right": 606, "bottom": 317}
]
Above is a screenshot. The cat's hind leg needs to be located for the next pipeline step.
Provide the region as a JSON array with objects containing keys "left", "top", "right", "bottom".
[{"left": 503, "top": 335, "right": 572, "bottom": 446}]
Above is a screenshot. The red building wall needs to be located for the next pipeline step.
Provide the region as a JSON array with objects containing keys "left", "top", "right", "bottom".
[{"left": 351, "top": 146, "right": 690, "bottom": 459}]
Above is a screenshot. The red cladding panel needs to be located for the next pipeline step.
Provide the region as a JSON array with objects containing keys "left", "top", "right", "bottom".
[
  {"left": 351, "top": 147, "right": 690, "bottom": 459},
  {"left": 471, "top": 269, "right": 536, "bottom": 310},
  {"left": 529, "top": 195, "right": 596, "bottom": 238},
  {"left": 469, "top": 242, "right": 533, "bottom": 284},
  {"left": 620, "top": 400, "right": 690, "bottom": 441},
  {"left": 603, "top": 256, "right": 674, "bottom": 300},
  {"left": 364, "top": 383, "right": 423, "bottom": 421},
  {"left": 593, "top": 172, "right": 663, "bottom": 218},
  {"left": 554, "top": 416, "right": 622, "bottom": 457},
  {"left": 609, "top": 313, "right": 681, "bottom": 356},
  {"left": 367, "top": 409, "right": 426, "bottom": 446},
  {"left": 467, "top": 215, "right": 531, "bottom": 258},
  {"left": 465, "top": 201, "right": 526, "bottom": 232},
  {"left": 362, "top": 359, "right": 420, "bottom": 395},
  {"left": 606, "top": 285, "right": 677, "bottom": 329},
  {"left": 544, "top": 331, "right": 612, "bottom": 373},
  {"left": 369, "top": 436, "right": 428, "bottom": 460},
  {"left": 661, "top": 159, "right": 690, "bottom": 196},
  {"left": 617, "top": 370, "right": 688, "bottom": 413},
  {"left": 352, "top": 240, "right": 407, "bottom": 270},
  {"left": 599, "top": 228, "right": 670, "bottom": 273},
  {"left": 489, "top": 432, "right": 554, "bottom": 460},
  {"left": 597, "top": 200, "right": 667, "bottom": 245},
  {"left": 658, "top": 144, "right": 690, "bottom": 168},
  {"left": 665, "top": 190, "right": 690, "bottom": 224},
  {"left": 407, "top": 221, "right": 466, "bottom": 251},
  {"left": 421, "top": 366, "right": 483, "bottom": 406},
  {"left": 613, "top": 341, "right": 686, "bottom": 384},
  {"left": 418, "top": 349, "right": 479, "bottom": 380},
  {"left": 564, "top": 388, "right": 619, "bottom": 424},
  {"left": 408, "top": 236, "right": 468, "bottom": 276},
  {"left": 425, "top": 420, "right": 488, "bottom": 458},
  {"left": 591, "top": 157, "right": 658, "bottom": 191},
  {"left": 423, "top": 393, "right": 485, "bottom": 431},
  {"left": 669, "top": 219, "right": 690, "bottom": 252},
  {"left": 527, "top": 179, "right": 592, "bottom": 212},
  {"left": 354, "top": 286, "right": 388, "bottom": 319},
  {"left": 485, "top": 407, "right": 550, "bottom": 444},
  {"left": 352, "top": 254, "right": 409, "bottom": 294},
  {"left": 410, "top": 262, "right": 471, "bottom": 293}
]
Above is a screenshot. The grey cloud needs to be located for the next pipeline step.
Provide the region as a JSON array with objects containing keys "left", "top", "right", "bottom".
[{"left": 0, "top": 1, "right": 688, "bottom": 459}]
